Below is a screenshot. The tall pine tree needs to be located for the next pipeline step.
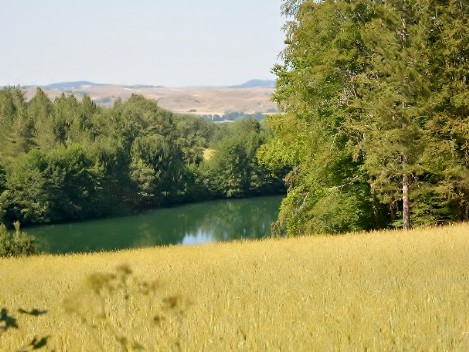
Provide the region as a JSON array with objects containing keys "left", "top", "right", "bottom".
[{"left": 351, "top": 0, "right": 434, "bottom": 229}]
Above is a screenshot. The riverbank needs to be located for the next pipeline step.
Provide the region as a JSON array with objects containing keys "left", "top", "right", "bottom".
[
  {"left": 1, "top": 223, "right": 468, "bottom": 351},
  {"left": 27, "top": 195, "right": 283, "bottom": 253}
]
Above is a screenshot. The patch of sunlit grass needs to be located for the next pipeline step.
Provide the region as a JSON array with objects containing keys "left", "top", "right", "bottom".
[
  {"left": 1, "top": 223, "right": 468, "bottom": 351},
  {"left": 203, "top": 148, "right": 215, "bottom": 160}
]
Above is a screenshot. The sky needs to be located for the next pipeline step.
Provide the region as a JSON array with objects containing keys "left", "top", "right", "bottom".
[{"left": 0, "top": 0, "right": 286, "bottom": 87}]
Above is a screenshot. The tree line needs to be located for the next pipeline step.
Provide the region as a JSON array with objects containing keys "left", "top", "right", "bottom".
[
  {"left": 0, "top": 87, "right": 284, "bottom": 227},
  {"left": 259, "top": 0, "right": 468, "bottom": 235}
]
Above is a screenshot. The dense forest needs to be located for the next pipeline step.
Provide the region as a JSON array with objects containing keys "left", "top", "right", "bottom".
[
  {"left": 258, "top": 0, "right": 468, "bottom": 235},
  {"left": 0, "top": 88, "right": 284, "bottom": 226}
]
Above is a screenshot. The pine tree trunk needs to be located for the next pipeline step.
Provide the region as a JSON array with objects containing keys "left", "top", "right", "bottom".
[
  {"left": 402, "top": 149, "right": 411, "bottom": 230},
  {"left": 402, "top": 172, "right": 410, "bottom": 230}
]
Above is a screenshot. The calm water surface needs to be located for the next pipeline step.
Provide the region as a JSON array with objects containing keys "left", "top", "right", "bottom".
[{"left": 28, "top": 195, "right": 283, "bottom": 254}]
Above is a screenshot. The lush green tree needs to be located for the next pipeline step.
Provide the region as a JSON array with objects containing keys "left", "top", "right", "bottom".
[
  {"left": 52, "top": 93, "right": 79, "bottom": 145},
  {"left": 1, "top": 144, "right": 115, "bottom": 223},
  {"left": 44, "top": 144, "right": 106, "bottom": 220},
  {"left": 267, "top": 0, "right": 468, "bottom": 234},
  {"left": 201, "top": 119, "right": 284, "bottom": 198},
  {"left": 174, "top": 114, "right": 214, "bottom": 165},
  {"left": 0, "top": 164, "right": 6, "bottom": 222},
  {"left": 110, "top": 94, "right": 176, "bottom": 149},
  {"left": 0, "top": 87, "right": 36, "bottom": 160},
  {"left": 67, "top": 95, "right": 101, "bottom": 143},
  {"left": 110, "top": 95, "right": 189, "bottom": 207},
  {"left": 262, "top": 0, "right": 381, "bottom": 235},
  {"left": 0, "top": 149, "right": 52, "bottom": 224},
  {"left": 28, "top": 87, "right": 55, "bottom": 150},
  {"left": 201, "top": 135, "right": 251, "bottom": 197},
  {"left": 130, "top": 134, "right": 185, "bottom": 206},
  {"left": 91, "top": 140, "right": 133, "bottom": 214}
]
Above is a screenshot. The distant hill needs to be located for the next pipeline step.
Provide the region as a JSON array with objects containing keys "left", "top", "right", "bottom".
[
  {"left": 44, "top": 81, "right": 103, "bottom": 90},
  {"left": 228, "top": 79, "right": 276, "bottom": 88},
  {"left": 17, "top": 79, "right": 275, "bottom": 90},
  {"left": 128, "top": 84, "right": 163, "bottom": 89},
  {"left": 21, "top": 81, "right": 278, "bottom": 116}
]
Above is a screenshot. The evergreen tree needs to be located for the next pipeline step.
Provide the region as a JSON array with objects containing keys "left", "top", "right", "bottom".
[
  {"left": 350, "top": 0, "right": 434, "bottom": 229},
  {"left": 67, "top": 95, "right": 101, "bottom": 143},
  {"left": 351, "top": 0, "right": 469, "bottom": 228},
  {"left": 28, "top": 87, "right": 55, "bottom": 150},
  {"left": 0, "top": 87, "right": 36, "bottom": 161},
  {"left": 418, "top": 0, "right": 469, "bottom": 223},
  {"left": 52, "top": 93, "right": 78, "bottom": 145}
]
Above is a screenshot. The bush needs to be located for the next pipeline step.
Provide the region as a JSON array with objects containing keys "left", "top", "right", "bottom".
[{"left": 0, "top": 221, "right": 37, "bottom": 257}]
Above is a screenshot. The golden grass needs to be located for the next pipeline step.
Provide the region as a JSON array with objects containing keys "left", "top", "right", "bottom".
[
  {"left": 203, "top": 148, "right": 216, "bottom": 161},
  {"left": 1, "top": 223, "right": 468, "bottom": 351}
]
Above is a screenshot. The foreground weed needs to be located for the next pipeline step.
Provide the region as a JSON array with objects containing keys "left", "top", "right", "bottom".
[{"left": 63, "top": 265, "right": 190, "bottom": 351}]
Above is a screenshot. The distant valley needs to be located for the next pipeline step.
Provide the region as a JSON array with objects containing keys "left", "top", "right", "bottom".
[{"left": 21, "top": 80, "right": 278, "bottom": 117}]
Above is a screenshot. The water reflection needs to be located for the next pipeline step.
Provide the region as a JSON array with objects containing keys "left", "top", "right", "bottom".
[
  {"left": 28, "top": 195, "right": 282, "bottom": 254},
  {"left": 182, "top": 231, "right": 215, "bottom": 245}
]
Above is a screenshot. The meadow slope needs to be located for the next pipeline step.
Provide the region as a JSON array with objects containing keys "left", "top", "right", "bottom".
[{"left": 1, "top": 223, "right": 468, "bottom": 351}]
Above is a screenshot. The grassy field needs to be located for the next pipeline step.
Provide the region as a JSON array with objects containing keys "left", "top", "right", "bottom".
[{"left": 1, "top": 223, "right": 468, "bottom": 351}]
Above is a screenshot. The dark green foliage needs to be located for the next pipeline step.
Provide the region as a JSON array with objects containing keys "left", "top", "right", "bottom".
[
  {"left": 0, "top": 151, "right": 51, "bottom": 224},
  {"left": 0, "top": 146, "right": 108, "bottom": 223},
  {"left": 44, "top": 145, "right": 106, "bottom": 220},
  {"left": 349, "top": 0, "right": 469, "bottom": 228},
  {"left": 130, "top": 135, "right": 181, "bottom": 205},
  {"left": 174, "top": 114, "right": 215, "bottom": 165}
]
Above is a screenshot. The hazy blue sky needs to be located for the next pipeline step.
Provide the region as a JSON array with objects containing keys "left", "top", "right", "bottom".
[{"left": 0, "top": 0, "right": 285, "bottom": 87}]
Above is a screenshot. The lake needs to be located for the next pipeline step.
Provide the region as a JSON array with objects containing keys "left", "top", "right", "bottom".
[{"left": 27, "top": 195, "right": 283, "bottom": 254}]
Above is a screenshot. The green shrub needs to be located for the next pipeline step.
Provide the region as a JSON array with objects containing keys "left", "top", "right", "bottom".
[{"left": 0, "top": 221, "right": 37, "bottom": 257}]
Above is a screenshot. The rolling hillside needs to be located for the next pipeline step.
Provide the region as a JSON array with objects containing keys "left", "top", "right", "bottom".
[{"left": 22, "top": 80, "right": 279, "bottom": 116}]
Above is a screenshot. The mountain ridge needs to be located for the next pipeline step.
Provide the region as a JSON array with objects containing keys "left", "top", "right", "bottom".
[
  {"left": 6, "top": 79, "right": 276, "bottom": 90},
  {"left": 228, "top": 79, "right": 276, "bottom": 88}
]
